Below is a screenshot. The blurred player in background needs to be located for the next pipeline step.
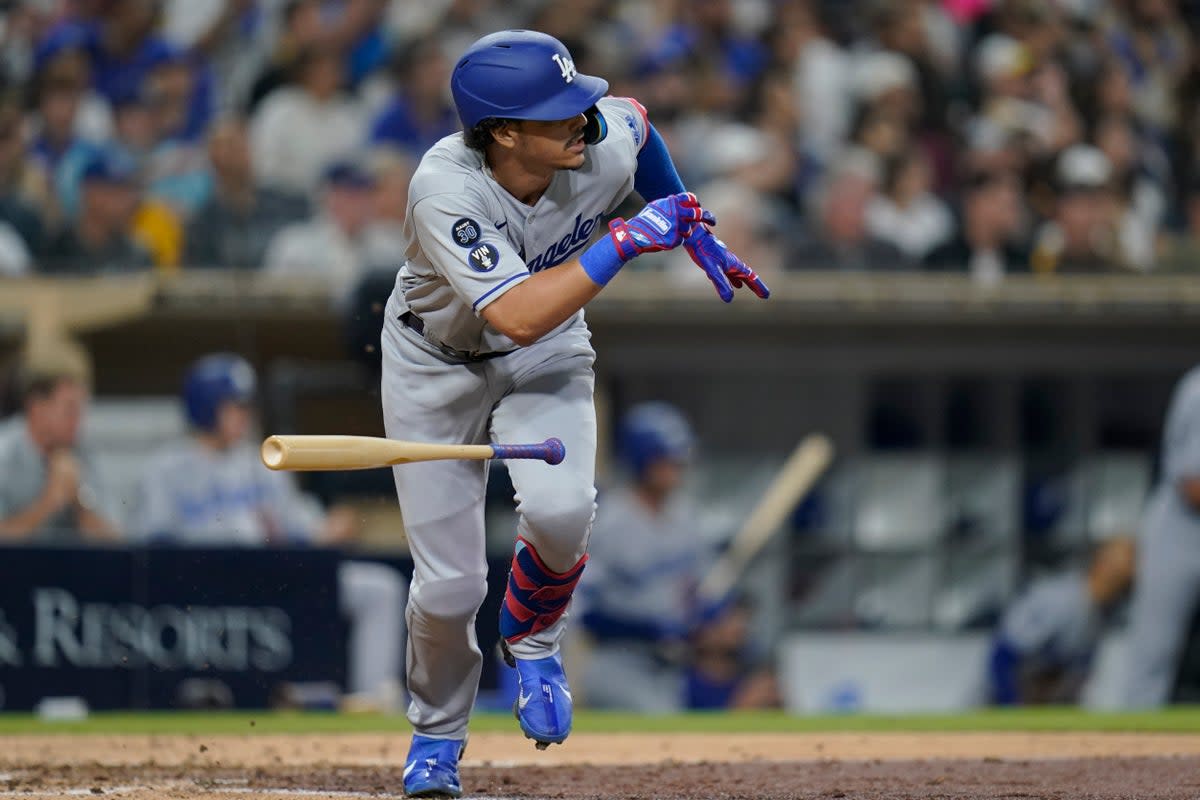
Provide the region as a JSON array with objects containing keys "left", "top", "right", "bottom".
[
  {"left": 581, "top": 402, "right": 779, "bottom": 712},
  {"left": 0, "top": 344, "right": 121, "bottom": 543},
  {"left": 1125, "top": 364, "right": 1200, "bottom": 707},
  {"left": 133, "top": 353, "right": 405, "bottom": 710},
  {"left": 382, "top": 30, "right": 767, "bottom": 798},
  {"left": 989, "top": 536, "right": 1135, "bottom": 705}
]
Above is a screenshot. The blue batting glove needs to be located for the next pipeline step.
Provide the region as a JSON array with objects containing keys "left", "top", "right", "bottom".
[
  {"left": 684, "top": 225, "right": 771, "bottom": 303},
  {"left": 608, "top": 192, "right": 716, "bottom": 262}
]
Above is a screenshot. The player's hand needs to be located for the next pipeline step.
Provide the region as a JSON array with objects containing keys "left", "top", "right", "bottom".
[
  {"left": 684, "top": 225, "right": 770, "bottom": 303},
  {"left": 42, "top": 450, "right": 80, "bottom": 512},
  {"left": 607, "top": 192, "right": 716, "bottom": 262}
]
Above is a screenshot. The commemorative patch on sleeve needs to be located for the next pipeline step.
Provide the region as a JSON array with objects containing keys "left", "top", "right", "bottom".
[
  {"left": 468, "top": 242, "right": 500, "bottom": 272},
  {"left": 452, "top": 218, "right": 481, "bottom": 248}
]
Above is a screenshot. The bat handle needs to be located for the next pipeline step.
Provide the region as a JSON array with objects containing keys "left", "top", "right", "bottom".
[{"left": 491, "top": 438, "right": 566, "bottom": 465}]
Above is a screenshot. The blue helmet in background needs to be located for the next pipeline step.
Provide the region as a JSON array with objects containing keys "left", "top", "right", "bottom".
[
  {"left": 182, "top": 353, "right": 257, "bottom": 431},
  {"left": 618, "top": 402, "right": 696, "bottom": 479},
  {"left": 451, "top": 30, "right": 609, "bottom": 143}
]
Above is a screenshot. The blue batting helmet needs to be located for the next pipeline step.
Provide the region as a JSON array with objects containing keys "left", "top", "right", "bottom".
[
  {"left": 451, "top": 30, "right": 609, "bottom": 142},
  {"left": 618, "top": 402, "right": 696, "bottom": 479},
  {"left": 182, "top": 353, "right": 257, "bottom": 431}
]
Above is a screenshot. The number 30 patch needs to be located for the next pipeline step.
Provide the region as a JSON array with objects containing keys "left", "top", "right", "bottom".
[
  {"left": 468, "top": 243, "right": 500, "bottom": 272},
  {"left": 452, "top": 218, "right": 481, "bottom": 248}
]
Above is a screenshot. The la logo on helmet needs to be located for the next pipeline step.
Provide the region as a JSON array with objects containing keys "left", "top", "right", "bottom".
[{"left": 551, "top": 53, "right": 576, "bottom": 84}]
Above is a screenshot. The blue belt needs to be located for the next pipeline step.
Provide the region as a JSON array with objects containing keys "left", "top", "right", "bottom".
[{"left": 399, "top": 311, "right": 515, "bottom": 362}]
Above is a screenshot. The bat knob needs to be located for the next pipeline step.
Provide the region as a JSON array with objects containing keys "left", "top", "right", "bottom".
[{"left": 543, "top": 437, "right": 566, "bottom": 465}]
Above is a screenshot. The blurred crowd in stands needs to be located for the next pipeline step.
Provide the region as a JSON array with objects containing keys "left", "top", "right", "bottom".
[{"left": 0, "top": 0, "right": 1198, "bottom": 288}]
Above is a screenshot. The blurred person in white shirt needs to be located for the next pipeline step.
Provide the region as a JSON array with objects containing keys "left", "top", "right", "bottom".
[
  {"left": 249, "top": 43, "right": 366, "bottom": 194},
  {"left": 866, "top": 150, "right": 953, "bottom": 261},
  {"left": 263, "top": 159, "right": 402, "bottom": 295},
  {"left": 134, "top": 353, "right": 405, "bottom": 708}
]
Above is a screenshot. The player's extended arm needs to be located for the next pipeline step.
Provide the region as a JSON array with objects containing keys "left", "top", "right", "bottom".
[
  {"left": 634, "top": 123, "right": 769, "bottom": 303},
  {"left": 483, "top": 192, "right": 713, "bottom": 345}
]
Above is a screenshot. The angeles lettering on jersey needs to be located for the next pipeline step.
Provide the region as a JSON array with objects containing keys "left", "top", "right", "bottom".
[{"left": 526, "top": 211, "right": 604, "bottom": 273}]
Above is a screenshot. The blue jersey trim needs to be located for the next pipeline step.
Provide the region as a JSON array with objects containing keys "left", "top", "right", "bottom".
[{"left": 472, "top": 272, "right": 528, "bottom": 310}]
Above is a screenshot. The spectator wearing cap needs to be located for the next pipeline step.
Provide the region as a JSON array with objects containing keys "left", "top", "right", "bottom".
[
  {"left": 367, "top": 39, "right": 459, "bottom": 161},
  {"left": 866, "top": 1, "right": 953, "bottom": 128},
  {"left": 114, "top": 57, "right": 214, "bottom": 219},
  {"left": 185, "top": 117, "right": 309, "bottom": 269},
  {"left": 971, "top": 32, "right": 1083, "bottom": 162},
  {"left": 40, "top": 150, "right": 154, "bottom": 275},
  {"left": 263, "top": 160, "right": 391, "bottom": 293},
  {"left": 0, "top": 347, "right": 121, "bottom": 544},
  {"left": 639, "top": 0, "right": 768, "bottom": 117},
  {"left": 788, "top": 153, "right": 908, "bottom": 271},
  {"left": 249, "top": 43, "right": 367, "bottom": 195},
  {"left": 361, "top": 148, "right": 414, "bottom": 268},
  {"left": 925, "top": 170, "right": 1030, "bottom": 284},
  {"left": 27, "top": 42, "right": 110, "bottom": 228},
  {"left": 1029, "top": 144, "right": 1123, "bottom": 274},
  {"left": 29, "top": 28, "right": 115, "bottom": 149},
  {"left": 851, "top": 51, "right": 921, "bottom": 132},
  {"left": 865, "top": 150, "right": 954, "bottom": 261},
  {"left": 43, "top": 0, "right": 215, "bottom": 141}
]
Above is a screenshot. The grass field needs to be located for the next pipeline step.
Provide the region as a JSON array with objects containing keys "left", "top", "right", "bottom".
[{"left": 1, "top": 706, "right": 1199, "bottom": 735}]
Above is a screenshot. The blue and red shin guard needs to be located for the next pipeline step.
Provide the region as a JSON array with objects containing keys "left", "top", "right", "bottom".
[{"left": 499, "top": 537, "right": 587, "bottom": 647}]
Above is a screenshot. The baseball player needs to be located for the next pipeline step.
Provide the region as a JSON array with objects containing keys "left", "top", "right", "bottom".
[
  {"left": 1125, "top": 364, "right": 1200, "bottom": 707},
  {"left": 581, "top": 403, "right": 778, "bottom": 713},
  {"left": 579, "top": 402, "right": 710, "bottom": 712},
  {"left": 988, "top": 537, "right": 1134, "bottom": 705},
  {"left": 133, "top": 354, "right": 406, "bottom": 710},
  {"left": 383, "top": 30, "right": 768, "bottom": 798}
]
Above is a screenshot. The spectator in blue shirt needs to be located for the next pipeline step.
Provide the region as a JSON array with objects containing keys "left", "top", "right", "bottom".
[
  {"left": 367, "top": 39, "right": 458, "bottom": 160},
  {"left": 41, "top": 0, "right": 215, "bottom": 142}
]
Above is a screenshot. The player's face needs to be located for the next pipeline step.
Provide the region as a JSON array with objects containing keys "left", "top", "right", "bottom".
[
  {"left": 28, "top": 379, "right": 87, "bottom": 449},
  {"left": 512, "top": 114, "right": 589, "bottom": 170},
  {"left": 642, "top": 458, "right": 685, "bottom": 496},
  {"left": 215, "top": 401, "right": 253, "bottom": 449}
]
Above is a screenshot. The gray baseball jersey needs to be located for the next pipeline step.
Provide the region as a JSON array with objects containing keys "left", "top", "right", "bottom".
[
  {"left": 389, "top": 96, "right": 648, "bottom": 355},
  {"left": 133, "top": 438, "right": 323, "bottom": 545},
  {"left": 0, "top": 417, "right": 119, "bottom": 542},
  {"left": 381, "top": 98, "right": 649, "bottom": 738},
  {"left": 998, "top": 571, "right": 1100, "bottom": 666},
  {"left": 1125, "top": 364, "right": 1200, "bottom": 706},
  {"left": 133, "top": 436, "right": 405, "bottom": 698},
  {"left": 582, "top": 486, "right": 707, "bottom": 631},
  {"left": 579, "top": 486, "right": 710, "bottom": 712}
]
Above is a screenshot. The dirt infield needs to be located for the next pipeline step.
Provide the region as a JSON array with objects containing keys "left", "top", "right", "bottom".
[{"left": 2, "top": 733, "right": 1199, "bottom": 799}]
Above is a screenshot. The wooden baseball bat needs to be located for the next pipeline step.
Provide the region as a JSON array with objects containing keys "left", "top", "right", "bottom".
[
  {"left": 261, "top": 435, "right": 566, "bottom": 471},
  {"left": 696, "top": 433, "right": 834, "bottom": 603}
]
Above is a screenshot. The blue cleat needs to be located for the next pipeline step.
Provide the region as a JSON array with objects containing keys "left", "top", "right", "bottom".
[
  {"left": 403, "top": 735, "right": 464, "bottom": 798},
  {"left": 511, "top": 649, "right": 573, "bottom": 749}
]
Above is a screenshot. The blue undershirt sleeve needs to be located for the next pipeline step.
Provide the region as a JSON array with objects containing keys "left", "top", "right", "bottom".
[{"left": 633, "top": 123, "right": 687, "bottom": 201}]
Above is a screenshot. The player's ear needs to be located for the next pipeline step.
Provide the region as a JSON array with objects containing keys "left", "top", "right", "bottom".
[{"left": 491, "top": 121, "right": 519, "bottom": 150}]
